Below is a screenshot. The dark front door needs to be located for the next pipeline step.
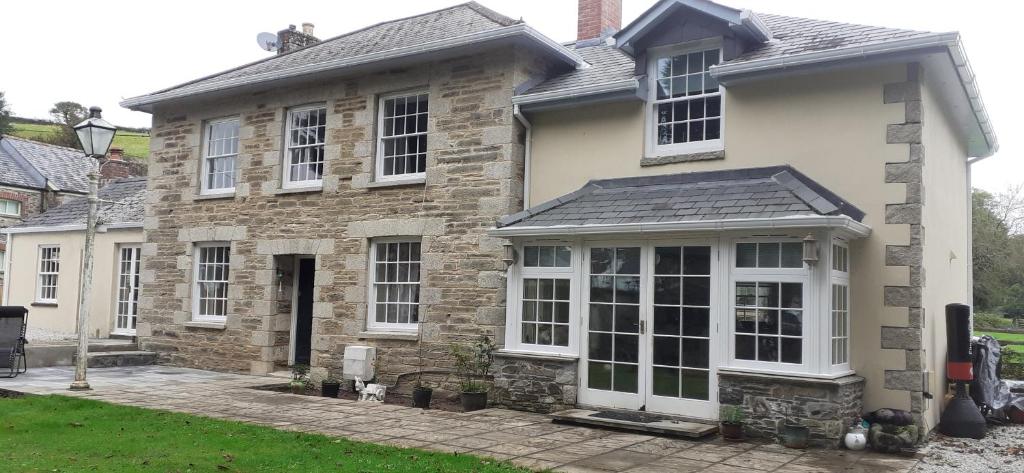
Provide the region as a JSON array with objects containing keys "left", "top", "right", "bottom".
[{"left": 294, "top": 258, "right": 315, "bottom": 366}]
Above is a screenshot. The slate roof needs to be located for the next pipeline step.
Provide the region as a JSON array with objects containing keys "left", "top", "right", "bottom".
[
  {"left": 125, "top": 2, "right": 520, "bottom": 105},
  {"left": 518, "top": 11, "right": 938, "bottom": 98},
  {"left": 497, "top": 166, "right": 863, "bottom": 229},
  {"left": 0, "top": 136, "right": 94, "bottom": 193},
  {"left": 8, "top": 178, "right": 147, "bottom": 230}
]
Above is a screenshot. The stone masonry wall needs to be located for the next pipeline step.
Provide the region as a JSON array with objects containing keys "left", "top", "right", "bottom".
[
  {"left": 719, "top": 372, "right": 865, "bottom": 447},
  {"left": 492, "top": 354, "right": 577, "bottom": 413},
  {"left": 0, "top": 185, "right": 44, "bottom": 296},
  {"left": 881, "top": 63, "right": 928, "bottom": 433},
  {"left": 139, "top": 48, "right": 549, "bottom": 392}
]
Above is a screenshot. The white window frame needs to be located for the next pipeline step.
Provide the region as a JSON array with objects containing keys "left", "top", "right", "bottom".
[
  {"left": 375, "top": 91, "right": 429, "bottom": 182},
  {"left": 282, "top": 104, "right": 327, "bottom": 189},
  {"left": 36, "top": 245, "right": 60, "bottom": 303},
  {"left": 192, "top": 242, "right": 231, "bottom": 323},
  {"left": 0, "top": 249, "right": 5, "bottom": 274},
  {"left": 505, "top": 241, "right": 579, "bottom": 355},
  {"left": 830, "top": 239, "right": 851, "bottom": 370},
  {"left": 727, "top": 237, "right": 812, "bottom": 373},
  {"left": 200, "top": 117, "right": 240, "bottom": 195},
  {"left": 0, "top": 199, "right": 21, "bottom": 217},
  {"left": 367, "top": 238, "right": 423, "bottom": 332},
  {"left": 645, "top": 39, "right": 724, "bottom": 158}
]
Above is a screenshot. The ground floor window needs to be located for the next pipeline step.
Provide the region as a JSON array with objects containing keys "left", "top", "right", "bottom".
[
  {"left": 734, "top": 281, "right": 803, "bottom": 364},
  {"left": 36, "top": 245, "right": 60, "bottom": 302},
  {"left": 193, "top": 244, "right": 230, "bottom": 322},
  {"left": 368, "top": 239, "right": 421, "bottom": 331}
]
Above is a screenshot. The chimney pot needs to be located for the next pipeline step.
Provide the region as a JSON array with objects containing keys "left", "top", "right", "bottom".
[
  {"left": 302, "top": 22, "right": 314, "bottom": 35},
  {"left": 577, "top": 0, "right": 622, "bottom": 42},
  {"left": 108, "top": 148, "right": 124, "bottom": 161}
]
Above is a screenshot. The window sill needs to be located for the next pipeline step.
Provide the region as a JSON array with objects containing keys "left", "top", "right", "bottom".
[
  {"left": 495, "top": 349, "right": 578, "bottom": 362},
  {"left": 31, "top": 301, "right": 57, "bottom": 307},
  {"left": 365, "top": 177, "right": 426, "bottom": 189},
  {"left": 272, "top": 186, "right": 323, "bottom": 196},
  {"left": 194, "top": 192, "right": 235, "bottom": 201},
  {"left": 640, "top": 149, "right": 724, "bottom": 167},
  {"left": 717, "top": 367, "right": 861, "bottom": 385},
  {"left": 357, "top": 331, "right": 418, "bottom": 341},
  {"left": 184, "top": 321, "right": 227, "bottom": 330}
]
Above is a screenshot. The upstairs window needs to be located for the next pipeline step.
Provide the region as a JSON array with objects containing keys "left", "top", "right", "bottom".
[
  {"left": 376, "top": 92, "right": 428, "bottom": 181},
  {"left": 648, "top": 44, "right": 722, "bottom": 156},
  {"left": 284, "top": 105, "right": 327, "bottom": 188},
  {"left": 201, "top": 117, "right": 239, "bottom": 194},
  {"left": 0, "top": 199, "right": 21, "bottom": 217}
]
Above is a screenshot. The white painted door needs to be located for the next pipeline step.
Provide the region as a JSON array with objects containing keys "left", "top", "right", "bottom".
[
  {"left": 113, "top": 245, "right": 141, "bottom": 335},
  {"left": 579, "top": 242, "right": 719, "bottom": 420}
]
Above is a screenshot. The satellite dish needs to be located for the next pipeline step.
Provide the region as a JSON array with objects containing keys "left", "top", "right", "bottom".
[{"left": 257, "top": 32, "right": 278, "bottom": 52}]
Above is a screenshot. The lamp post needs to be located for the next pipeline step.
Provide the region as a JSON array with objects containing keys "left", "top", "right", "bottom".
[{"left": 69, "top": 106, "right": 117, "bottom": 391}]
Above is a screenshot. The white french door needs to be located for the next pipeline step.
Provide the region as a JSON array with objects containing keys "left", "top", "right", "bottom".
[
  {"left": 113, "top": 245, "right": 141, "bottom": 335},
  {"left": 579, "top": 241, "right": 719, "bottom": 419}
]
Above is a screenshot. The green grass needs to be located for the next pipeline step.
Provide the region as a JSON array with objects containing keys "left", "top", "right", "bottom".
[
  {"left": 9, "top": 122, "right": 150, "bottom": 158},
  {"left": 0, "top": 395, "right": 528, "bottom": 473},
  {"left": 975, "top": 331, "right": 1024, "bottom": 343}
]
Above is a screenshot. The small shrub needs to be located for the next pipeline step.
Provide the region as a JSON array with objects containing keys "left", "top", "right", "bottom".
[
  {"left": 450, "top": 336, "right": 495, "bottom": 393},
  {"left": 975, "top": 312, "right": 1013, "bottom": 330},
  {"left": 720, "top": 405, "right": 745, "bottom": 424}
]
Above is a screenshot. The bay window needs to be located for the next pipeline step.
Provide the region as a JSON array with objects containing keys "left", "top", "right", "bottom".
[
  {"left": 831, "top": 241, "right": 851, "bottom": 368},
  {"left": 506, "top": 243, "right": 577, "bottom": 355}
]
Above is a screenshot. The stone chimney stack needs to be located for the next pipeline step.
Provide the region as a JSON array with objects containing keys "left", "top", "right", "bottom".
[
  {"left": 276, "top": 23, "right": 320, "bottom": 54},
  {"left": 577, "top": 0, "right": 622, "bottom": 42}
]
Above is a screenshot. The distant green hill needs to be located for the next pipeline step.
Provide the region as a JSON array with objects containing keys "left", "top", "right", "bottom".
[{"left": 8, "top": 121, "right": 150, "bottom": 158}]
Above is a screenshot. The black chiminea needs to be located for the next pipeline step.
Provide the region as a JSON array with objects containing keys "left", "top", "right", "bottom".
[{"left": 938, "top": 303, "right": 986, "bottom": 439}]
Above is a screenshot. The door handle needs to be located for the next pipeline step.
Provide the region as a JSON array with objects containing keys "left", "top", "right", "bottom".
[{"left": 640, "top": 320, "right": 646, "bottom": 335}]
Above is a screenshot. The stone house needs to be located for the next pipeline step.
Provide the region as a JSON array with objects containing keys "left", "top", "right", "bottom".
[{"left": 121, "top": 0, "right": 995, "bottom": 446}]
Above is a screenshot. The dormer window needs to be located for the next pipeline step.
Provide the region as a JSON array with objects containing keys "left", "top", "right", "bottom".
[{"left": 646, "top": 42, "right": 723, "bottom": 157}]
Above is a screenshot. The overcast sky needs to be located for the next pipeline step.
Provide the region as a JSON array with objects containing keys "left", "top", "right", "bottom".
[{"left": 0, "top": 0, "right": 1016, "bottom": 191}]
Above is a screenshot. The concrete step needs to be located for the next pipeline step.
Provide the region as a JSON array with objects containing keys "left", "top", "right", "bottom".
[
  {"left": 550, "top": 408, "right": 719, "bottom": 438},
  {"left": 80, "top": 351, "right": 157, "bottom": 368},
  {"left": 25, "top": 339, "right": 138, "bottom": 368}
]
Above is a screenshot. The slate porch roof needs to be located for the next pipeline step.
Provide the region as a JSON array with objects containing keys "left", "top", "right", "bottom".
[
  {"left": 5, "top": 178, "right": 146, "bottom": 231},
  {"left": 496, "top": 166, "right": 863, "bottom": 230},
  {"left": 0, "top": 136, "right": 94, "bottom": 194}
]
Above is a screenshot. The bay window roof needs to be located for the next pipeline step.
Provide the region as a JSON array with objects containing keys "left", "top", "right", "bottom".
[{"left": 493, "top": 166, "right": 869, "bottom": 238}]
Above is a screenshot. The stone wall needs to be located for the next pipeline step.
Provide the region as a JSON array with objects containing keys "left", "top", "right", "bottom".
[
  {"left": 492, "top": 353, "right": 577, "bottom": 413},
  {"left": 0, "top": 185, "right": 44, "bottom": 296},
  {"left": 719, "top": 372, "right": 865, "bottom": 447},
  {"left": 138, "top": 47, "right": 550, "bottom": 384}
]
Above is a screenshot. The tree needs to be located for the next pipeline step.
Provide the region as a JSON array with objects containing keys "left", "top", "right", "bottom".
[
  {"left": 0, "top": 91, "right": 12, "bottom": 135},
  {"left": 45, "top": 101, "right": 88, "bottom": 148},
  {"left": 973, "top": 187, "right": 1024, "bottom": 314}
]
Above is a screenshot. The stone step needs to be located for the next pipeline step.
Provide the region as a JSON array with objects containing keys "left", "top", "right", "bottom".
[
  {"left": 550, "top": 408, "right": 719, "bottom": 438},
  {"left": 79, "top": 351, "right": 158, "bottom": 368},
  {"left": 25, "top": 339, "right": 139, "bottom": 368}
]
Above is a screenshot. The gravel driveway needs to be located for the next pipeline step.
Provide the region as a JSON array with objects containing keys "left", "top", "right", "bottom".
[{"left": 915, "top": 424, "right": 1024, "bottom": 472}]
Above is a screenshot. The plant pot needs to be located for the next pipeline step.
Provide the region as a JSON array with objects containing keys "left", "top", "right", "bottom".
[
  {"left": 412, "top": 386, "right": 433, "bottom": 408},
  {"left": 1010, "top": 407, "right": 1024, "bottom": 424},
  {"left": 780, "top": 425, "right": 810, "bottom": 449},
  {"left": 720, "top": 422, "right": 744, "bottom": 440},
  {"left": 461, "top": 391, "right": 487, "bottom": 412},
  {"left": 844, "top": 429, "right": 868, "bottom": 450},
  {"left": 288, "top": 383, "right": 306, "bottom": 395},
  {"left": 321, "top": 382, "right": 341, "bottom": 398}
]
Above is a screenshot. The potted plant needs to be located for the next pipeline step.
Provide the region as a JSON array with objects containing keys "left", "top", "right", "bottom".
[
  {"left": 288, "top": 364, "right": 310, "bottom": 394},
  {"left": 411, "top": 322, "right": 433, "bottom": 409},
  {"left": 720, "top": 405, "right": 745, "bottom": 440},
  {"left": 450, "top": 335, "right": 495, "bottom": 412},
  {"left": 321, "top": 374, "right": 341, "bottom": 398}
]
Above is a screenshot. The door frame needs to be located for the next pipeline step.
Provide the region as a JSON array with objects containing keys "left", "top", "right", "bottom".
[
  {"left": 576, "top": 237, "right": 722, "bottom": 420},
  {"left": 288, "top": 256, "right": 316, "bottom": 366},
  {"left": 111, "top": 244, "right": 142, "bottom": 336}
]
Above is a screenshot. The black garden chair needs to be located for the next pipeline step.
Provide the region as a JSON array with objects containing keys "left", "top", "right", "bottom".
[{"left": 0, "top": 306, "right": 28, "bottom": 378}]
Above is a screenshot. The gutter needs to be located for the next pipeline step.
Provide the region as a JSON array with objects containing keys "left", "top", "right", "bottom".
[
  {"left": 711, "top": 32, "right": 997, "bottom": 157},
  {"left": 511, "top": 79, "right": 640, "bottom": 106},
  {"left": 512, "top": 104, "right": 532, "bottom": 210},
  {"left": 2, "top": 222, "right": 142, "bottom": 235},
  {"left": 122, "top": 24, "right": 586, "bottom": 110},
  {"left": 489, "top": 215, "right": 872, "bottom": 238}
]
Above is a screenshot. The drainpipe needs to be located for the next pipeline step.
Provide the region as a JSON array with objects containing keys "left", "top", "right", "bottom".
[{"left": 513, "top": 104, "right": 532, "bottom": 211}]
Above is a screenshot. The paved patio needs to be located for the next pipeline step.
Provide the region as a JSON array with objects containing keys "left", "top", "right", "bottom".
[{"left": 0, "top": 366, "right": 921, "bottom": 472}]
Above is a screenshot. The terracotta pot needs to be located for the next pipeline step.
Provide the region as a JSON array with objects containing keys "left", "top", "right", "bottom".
[
  {"left": 720, "top": 422, "right": 744, "bottom": 440},
  {"left": 1010, "top": 407, "right": 1024, "bottom": 424},
  {"left": 461, "top": 391, "right": 487, "bottom": 412},
  {"left": 321, "top": 382, "right": 341, "bottom": 398},
  {"left": 412, "top": 386, "right": 433, "bottom": 409}
]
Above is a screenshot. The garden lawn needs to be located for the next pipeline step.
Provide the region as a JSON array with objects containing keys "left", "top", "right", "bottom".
[
  {"left": 975, "top": 331, "right": 1024, "bottom": 343},
  {"left": 0, "top": 395, "right": 528, "bottom": 473}
]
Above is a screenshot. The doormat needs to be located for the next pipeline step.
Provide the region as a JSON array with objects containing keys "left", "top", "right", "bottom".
[{"left": 590, "top": 410, "right": 674, "bottom": 424}]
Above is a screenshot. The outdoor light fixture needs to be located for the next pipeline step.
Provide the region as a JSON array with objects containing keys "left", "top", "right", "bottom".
[
  {"left": 73, "top": 107, "right": 117, "bottom": 158},
  {"left": 502, "top": 241, "right": 517, "bottom": 270},
  {"left": 802, "top": 233, "right": 819, "bottom": 265},
  {"left": 69, "top": 106, "right": 117, "bottom": 392}
]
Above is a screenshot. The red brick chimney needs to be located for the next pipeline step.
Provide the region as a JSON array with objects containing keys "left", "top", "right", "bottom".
[
  {"left": 108, "top": 147, "right": 124, "bottom": 161},
  {"left": 577, "top": 0, "right": 622, "bottom": 42}
]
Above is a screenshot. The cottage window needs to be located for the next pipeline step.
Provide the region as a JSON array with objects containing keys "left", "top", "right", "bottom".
[
  {"left": 283, "top": 105, "right": 327, "bottom": 188},
  {"left": 36, "top": 245, "right": 60, "bottom": 302},
  {"left": 193, "top": 243, "right": 230, "bottom": 322},
  {"left": 201, "top": 117, "right": 239, "bottom": 194},
  {"left": 376, "top": 92, "right": 428, "bottom": 181},
  {"left": 505, "top": 243, "right": 577, "bottom": 355},
  {"left": 0, "top": 198, "right": 21, "bottom": 217},
  {"left": 831, "top": 241, "right": 851, "bottom": 367},
  {"left": 368, "top": 239, "right": 422, "bottom": 331},
  {"left": 647, "top": 42, "right": 723, "bottom": 157}
]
